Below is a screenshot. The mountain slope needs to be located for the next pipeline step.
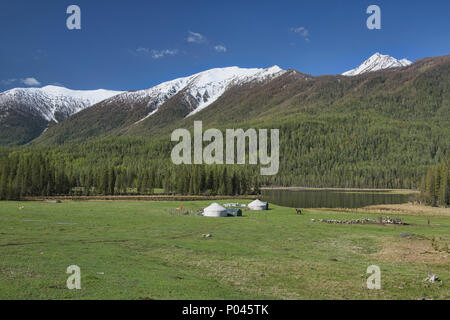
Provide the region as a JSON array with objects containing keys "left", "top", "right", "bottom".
[
  {"left": 34, "top": 55, "right": 449, "bottom": 146},
  {"left": 343, "top": 53, "right": 412, "bottom": 76},
  {"left": 5, "top": 54, "right": 450, "bottom": 191},
  {"left": 33, "top": 66, "right": 286, "bottom": 144},
  {"left": 0, "top": 86, "right": 123, "bottom": 145}
]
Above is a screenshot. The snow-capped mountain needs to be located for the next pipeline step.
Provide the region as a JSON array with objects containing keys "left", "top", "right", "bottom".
[
  {"left": 342, "top": 53, "right": 412, "bottom": 76},
  {"left": 0, "top": 85, "right": 123, "bottom": 123},
  {"left": 101, "top": 65, "right": 286, "bottom": 124},
  {"left": 1, "top": 67, "right": 285, "bottom": 145},
  {"left": 0, "top": 85, "right": 123, "bottom": 145}
]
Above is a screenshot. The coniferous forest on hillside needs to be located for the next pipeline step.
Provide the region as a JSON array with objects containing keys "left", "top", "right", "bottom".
[{"left": 0, "top": 113, "right": 448, "bottom": 201}]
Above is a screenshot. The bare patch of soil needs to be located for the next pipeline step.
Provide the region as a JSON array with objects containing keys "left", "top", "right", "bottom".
[{"left": 371, "top": 237, "right": 449, "bottom": 265}]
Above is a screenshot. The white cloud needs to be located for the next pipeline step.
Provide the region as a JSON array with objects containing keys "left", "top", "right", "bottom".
[
  {"left": 136, "top": 47, "right": 150, "bottom": 54},
  {"left": 134, "top": 47, "right": 178, "bottom": 59},
  {"left": 187, "top": 31, "right": 206, "bottom": 43},
  {"left": 22, "top": 77, "right": 41, "bottom": 86},
  {"left": 291, "top": 26, "right": 310, "bottom": 42},
  {"left": 1, "top": 77, "right": 41, "bottom": 87},
  {"left": 214, "top": 45, "right": 227, "bottom": 53},
  {"left": 150, "top": 49, "right": 178, "bottom": 59}
]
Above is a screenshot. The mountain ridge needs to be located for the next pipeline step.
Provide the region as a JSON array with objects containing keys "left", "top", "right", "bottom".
[
  {"left": 0, "top": 85, "right": 123, "bottom": 145},
  {"left": 342, "top": 53, "right": 412, "bottom": 76},
  {"left": 31, "top": 65, "right": 288, "bottom": 144},
  {"left": 1, "top": 53, "right": 448, "bottom": 147},
  {"left": 0, "top": 85, "right": 123, "bottom": 122},
  {"left": 32, "top": 54, "right": 450, "bottom": 147}
]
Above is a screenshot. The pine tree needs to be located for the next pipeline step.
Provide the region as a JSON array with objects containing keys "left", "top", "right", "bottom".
[
  {"left": 108, "top": 168, "right": 116, "bottom": 195},
  {"left": 440, "top": 163, "right": 449, "bottom": 206}
]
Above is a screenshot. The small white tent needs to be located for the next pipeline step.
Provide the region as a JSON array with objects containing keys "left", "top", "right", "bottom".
[
  {"left": 248, "top": 199, "right": 268, "bottom": 211},
  {"left": 203, "top": 203, "right": 228, "bottom": 217}
]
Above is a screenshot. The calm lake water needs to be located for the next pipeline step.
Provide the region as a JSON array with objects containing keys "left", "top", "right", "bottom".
[{"left": 261, "top": 189, "right": 414, "bottom": 208}]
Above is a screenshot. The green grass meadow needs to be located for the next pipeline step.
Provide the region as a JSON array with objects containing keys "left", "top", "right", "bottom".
[{"left": 0, "top": 200, "right": 448, "bottom": 300}]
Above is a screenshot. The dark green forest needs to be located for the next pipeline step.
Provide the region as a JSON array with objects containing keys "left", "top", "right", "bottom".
[
  {"left": 420, "top": 158, "right": 449, "bottom": 207},
  {"left": 0, "top": 111, "right": 448, "bottom": 200},
  {"left": 0, "top": 139, "right": 263, "bottom": 199}
]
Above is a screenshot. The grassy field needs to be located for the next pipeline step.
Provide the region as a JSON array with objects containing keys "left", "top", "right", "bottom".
[{"left": 0, "top": 200, "right": 448, "bottom": 300}]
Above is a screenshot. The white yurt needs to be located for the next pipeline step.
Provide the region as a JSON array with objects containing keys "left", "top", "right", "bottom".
[
  {"left": 248, "top": 199, "right": 268, "bottom": 211},
  {"left": 203, "top": 203, "right": 228, "bottom": 217}
]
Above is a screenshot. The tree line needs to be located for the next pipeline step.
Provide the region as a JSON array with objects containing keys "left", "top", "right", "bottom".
[{"left": 0, "top": 150, "right": 261, "bottom": 200}]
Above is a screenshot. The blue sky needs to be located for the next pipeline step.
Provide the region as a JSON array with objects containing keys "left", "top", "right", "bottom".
[{"left": 0, "top": 0, "right": 449, "bottom": 91}]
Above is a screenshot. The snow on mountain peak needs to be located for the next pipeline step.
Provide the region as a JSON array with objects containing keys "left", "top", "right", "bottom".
[
  {"left": 342, "top": 53, "right": 412, "bottom": 76},
  {"left": 0, "top": 85, "right": 123, "bottom": 122},
  {"left": 125, "top": 65, "right": 286, "bottom": 123},
  {"left": 185, "top": 65, "right": 285, "bottom": 117},
  {"left": 40, "top": 85, "right": 123, "bottom": 105}
]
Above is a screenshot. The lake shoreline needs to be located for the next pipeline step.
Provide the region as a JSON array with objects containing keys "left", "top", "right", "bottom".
[
  {"left": 261, "top": 188, "right": 417, "bottom": 208},
  {"left": 261, "top": 186, "right": 419, "bottom": 194}
]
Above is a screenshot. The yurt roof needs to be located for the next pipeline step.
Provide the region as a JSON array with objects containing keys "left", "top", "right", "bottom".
[
  {"left": 204, "top": 203, "right": 226, "bottom": 211},
  {"left": 249, "top": 199, "right": 267, "bottom": 206}
]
